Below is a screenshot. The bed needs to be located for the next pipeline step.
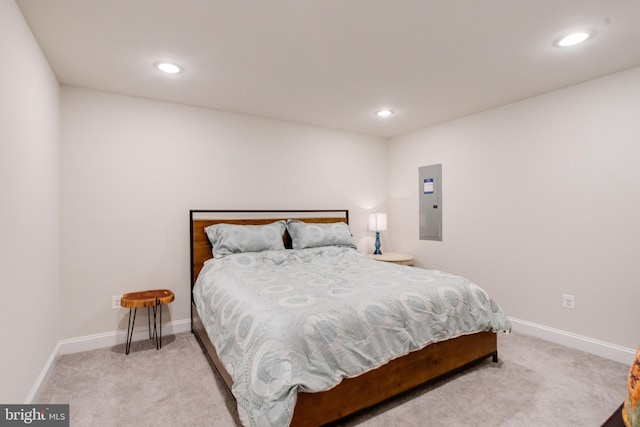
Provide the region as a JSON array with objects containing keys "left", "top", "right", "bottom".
[{"left": 190, "top": 209, "right": 511, "bottom": 426}]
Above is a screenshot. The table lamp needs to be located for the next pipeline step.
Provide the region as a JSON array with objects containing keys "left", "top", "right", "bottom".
[{"left": 368, "top": 212, "right": 387, "bottom": 255}]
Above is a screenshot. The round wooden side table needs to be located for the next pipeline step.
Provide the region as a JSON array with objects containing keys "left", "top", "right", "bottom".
[{"left": 120, "top": 289, "right": 175, "bottom": 355}]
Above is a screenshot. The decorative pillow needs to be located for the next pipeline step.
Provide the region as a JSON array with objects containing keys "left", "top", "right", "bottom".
[
  {"left": 204, "top": 221, "right": 286, "bottom": 258},
  {"left": 623, "top": 346, "right": 640, "bottom": 427},
  {"left": 286, "top": 219, "right": 356, "bottom": 250}
]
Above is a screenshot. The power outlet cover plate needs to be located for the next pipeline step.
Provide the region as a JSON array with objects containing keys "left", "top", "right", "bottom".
[
  {"left": 112, "top": 295, "right": 122, "bottom": 309},
  {"left": 562, "top": 294, "right": 575, "bottom": 309}
]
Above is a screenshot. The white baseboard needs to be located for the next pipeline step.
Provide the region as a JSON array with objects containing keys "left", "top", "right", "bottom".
[
  {"left": 509, "top": 316, "right": 636, "bottom": 365},
  {"left": 25, "top": 341, "right": 60, "bottom": 404},
  {"left": 26, "top": 318, "right": 191, "bottom": 403},
  {"left": 58, "top": 318, "right": 191, "bottom": 355}
]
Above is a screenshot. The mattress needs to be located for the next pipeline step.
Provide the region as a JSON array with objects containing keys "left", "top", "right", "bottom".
[{"left": 193, "top": 246, "right": 511, "bottom": 427}]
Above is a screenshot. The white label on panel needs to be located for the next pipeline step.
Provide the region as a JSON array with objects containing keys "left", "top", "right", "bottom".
[{"left": 423, "top": 178, "right": 434, "bottom": 194}]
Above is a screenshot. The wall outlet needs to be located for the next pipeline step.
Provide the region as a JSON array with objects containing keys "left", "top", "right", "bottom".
[
  {"left": 112, "top": 295, "right": 122, "bottom": 309},
  {"left": 562, "top": 294, "right": 575, "bottom": 309}
]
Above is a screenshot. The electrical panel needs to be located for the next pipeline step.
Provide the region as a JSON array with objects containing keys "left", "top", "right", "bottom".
[{"left": 419, "top": 164, "right": 442, "bottom": 241}]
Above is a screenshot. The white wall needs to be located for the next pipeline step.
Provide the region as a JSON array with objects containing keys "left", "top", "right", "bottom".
[
  {"left": 0, "top": 1, "right": 61, "bottom": 402},
  {"left": 60, "top": 87, "right": 388, "bottom": 339},
  {"left": 388, "top": 66, "right": 640, "bottom": 350}
]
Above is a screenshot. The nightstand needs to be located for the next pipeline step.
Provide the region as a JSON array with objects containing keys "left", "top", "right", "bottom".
[
  {"left": 368, "top": 252, "right": 414, "bottom": 266},
  {"left": 120, "top": 289, "right": 175, "bottom": 355}
]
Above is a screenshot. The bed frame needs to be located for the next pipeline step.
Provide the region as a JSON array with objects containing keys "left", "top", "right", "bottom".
[{"left": 190, "top": 209, "right": 498, "bottom": 426}]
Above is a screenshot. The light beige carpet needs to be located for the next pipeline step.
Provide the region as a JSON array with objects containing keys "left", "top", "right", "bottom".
[{"left": 38, "top": 331, "right": 629, "bottom": 426}]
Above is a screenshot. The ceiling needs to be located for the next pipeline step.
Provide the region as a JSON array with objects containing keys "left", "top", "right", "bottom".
[{"left": 17, "top": 0, "right": 640, "bottom": 138}]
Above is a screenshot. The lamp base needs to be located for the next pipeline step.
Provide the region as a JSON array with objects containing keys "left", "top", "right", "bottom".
[{"left": 373, "top": 231, "right": 382, "bottom": 255}]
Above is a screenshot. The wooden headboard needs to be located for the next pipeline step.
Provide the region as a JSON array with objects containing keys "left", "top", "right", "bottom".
[{"left": 189, "top": 210, "right": 349, "bottom": 287}]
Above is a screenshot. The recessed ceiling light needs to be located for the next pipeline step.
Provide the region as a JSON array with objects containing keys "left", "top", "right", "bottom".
[
  {"left": 155, "top": 62, "right": 183, "bottom": 74},
  {"left": 376, "top": 109, "right": 393, "bottom": 118},
  {"left": 555, "top": 32, "right": 591, "bottom": 47}
]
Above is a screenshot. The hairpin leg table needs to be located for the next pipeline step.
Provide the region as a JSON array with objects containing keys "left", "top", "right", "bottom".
[{"left": 120, "top": 289, "right": 175, "bottom": 355}]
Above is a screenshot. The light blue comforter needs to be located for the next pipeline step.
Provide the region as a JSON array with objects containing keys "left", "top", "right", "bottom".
[{"left": 193, "top": 246, "right": 511, "bottom": 426}]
